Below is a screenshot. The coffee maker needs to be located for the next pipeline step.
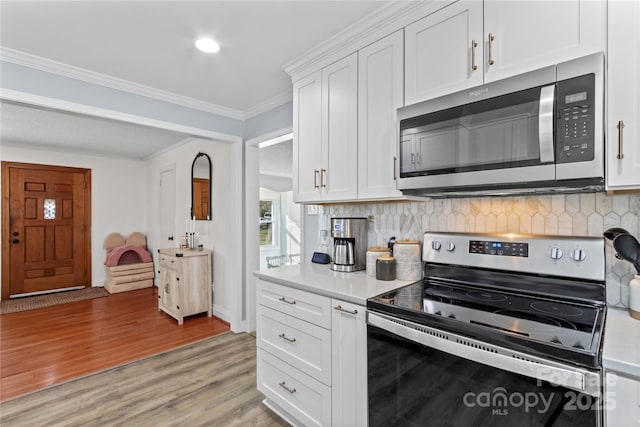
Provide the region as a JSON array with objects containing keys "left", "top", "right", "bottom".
[{"left": 331, "top": 217, "right": 367, "bottom": 272}]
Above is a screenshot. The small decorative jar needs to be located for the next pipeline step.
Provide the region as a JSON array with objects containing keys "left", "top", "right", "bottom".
[
  {"left": 376, "top": 254, "right": 396, "bottom": 281},
  {"left": 630, "top": 275, "right": 640, "bottom": 320},
  {"left": 366, "top": 246, "right": 391, "bottom": 276}
]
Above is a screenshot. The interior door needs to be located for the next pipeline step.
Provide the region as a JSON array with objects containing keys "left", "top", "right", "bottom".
[
  {"left": 159, "top": 166, "right": 176, "bottom": 248},
  {"left": 2, "top": 162, "right": 91, "bottom": 299}
]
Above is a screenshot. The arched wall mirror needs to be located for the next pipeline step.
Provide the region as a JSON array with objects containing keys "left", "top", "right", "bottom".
[{"left": 191, "top": 152, "right": 212, "bottom": 220}]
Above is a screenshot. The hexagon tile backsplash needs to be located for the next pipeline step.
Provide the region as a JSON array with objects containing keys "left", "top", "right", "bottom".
[{"left": 320, "top": 193, "right": 640, "bottom": 308}]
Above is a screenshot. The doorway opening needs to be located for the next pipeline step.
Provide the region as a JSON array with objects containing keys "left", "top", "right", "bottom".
[{"left": 258, "top": 135, "right": 301, "bottom": 270}]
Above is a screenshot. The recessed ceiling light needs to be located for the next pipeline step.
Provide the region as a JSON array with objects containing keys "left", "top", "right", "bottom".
[{"left": 195, "top": 38, "right": 220, "bottom": 53}]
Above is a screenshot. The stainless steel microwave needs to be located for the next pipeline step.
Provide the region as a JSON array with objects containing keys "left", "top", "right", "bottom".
[{"left": 397, "top": 53, "right": 604, "bottom": 197}]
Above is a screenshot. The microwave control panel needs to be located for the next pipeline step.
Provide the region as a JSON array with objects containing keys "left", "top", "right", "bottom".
[{"left": 556, "top": 74, "right": 595, "bottom": 164}]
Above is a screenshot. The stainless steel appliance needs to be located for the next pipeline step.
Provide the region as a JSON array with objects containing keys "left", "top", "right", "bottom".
[
  {"left": 397, "top": 53, "right": 604, "bottom": 197},
  {"left": 367, "top": 232, "right": 606, "bottom": 426},
  {"left": 331, "top": 217, "right": 367, "bottom": 272}
]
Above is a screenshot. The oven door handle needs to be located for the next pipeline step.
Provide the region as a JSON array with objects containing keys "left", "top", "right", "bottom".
[
  {"left": 538, "top": 84, "right": 556, "bottom": 164},
  {"left": 367, "top": 311, "right": 601, "bottom": 396}
]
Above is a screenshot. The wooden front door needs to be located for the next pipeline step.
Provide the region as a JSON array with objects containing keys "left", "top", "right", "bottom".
[{"left": 2, "top": 162, "right": 91, "bottom": 299}]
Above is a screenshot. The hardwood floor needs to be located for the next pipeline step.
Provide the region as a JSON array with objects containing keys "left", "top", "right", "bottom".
[{"left": 0, "top": 286, "right": 229, "bottom": 401}]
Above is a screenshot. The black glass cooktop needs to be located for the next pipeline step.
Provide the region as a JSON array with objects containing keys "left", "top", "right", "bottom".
[{"left": 368, "top": 264, "right": 606, "bottom": 368}]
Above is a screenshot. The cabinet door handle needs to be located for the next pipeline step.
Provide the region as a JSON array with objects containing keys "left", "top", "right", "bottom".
[
  {"left": 278, "top": 333, "right": 296, "bottom": 343},
  {"left": 313, "top": 169, "right": 320, "bottom": 188},
  {"left": 411, "top": 153, "right": 415, "bottom": 164},
  {"left": 278, "top": 297, "right": 296, "bottom": 305},
  {"left": 617, "top": 120, "right": 625, "bottom": 159},
  {"left": 165, "top": 284, "right": 170, "bottom": 293},
  {"left": 488, "top": 33, "right": 495, "bottom": 65},
  {"left": 393, "top": 156, "right": 397, "bottom": 180},
  {"left": 279, "top": 381, "right": 296, "bottom": 394},
  {"left": 321, "top": 168, "right": 327, "bottom": 188},
  {"left": 334, "top": 305, "right": 358, "bottom": 315},
  {"left": 471, "top": 39, "right": 478, "bottom": 71}
]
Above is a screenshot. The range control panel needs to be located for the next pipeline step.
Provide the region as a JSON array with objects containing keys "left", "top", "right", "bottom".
[
  {"left": 469, "top": 240, "right": 529, "bottom": 257},
  {"left": 423, "top": 232, "right": 605, "bottom": 281}
]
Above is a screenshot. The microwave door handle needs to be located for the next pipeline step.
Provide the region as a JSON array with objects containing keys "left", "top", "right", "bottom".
[{"left": 538, "top": 84, "right": 556, "bottom": 163}]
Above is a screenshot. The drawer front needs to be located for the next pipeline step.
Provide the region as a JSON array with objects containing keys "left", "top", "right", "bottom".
[
  {"left": 257, "top": 348, "right": 331, "bottom": 427},
  {"left": 257, "top": 279, "right": 331, "bottom": 329},
  {"left": 258, "top": 305, "right": 332, "bottom": 386},
  {"left": 158, "top": 254, "right": 179, "bottom": 271}
]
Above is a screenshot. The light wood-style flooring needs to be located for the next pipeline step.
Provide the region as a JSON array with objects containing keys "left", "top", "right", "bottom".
[
  {"left": 0, "top": 286, "right": 229, "bottom": 401},
  {"left": 0, "top": 332, "right": 288, "bottom": 427}
]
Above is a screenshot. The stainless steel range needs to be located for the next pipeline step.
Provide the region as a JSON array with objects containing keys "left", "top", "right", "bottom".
[{"left": 367, "top": 232, "right": 606, "bottom": 427}]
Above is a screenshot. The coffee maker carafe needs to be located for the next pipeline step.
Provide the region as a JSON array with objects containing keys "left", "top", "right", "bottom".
[{"left": 331, "top": 217, "right": 367, "bottom": 272}]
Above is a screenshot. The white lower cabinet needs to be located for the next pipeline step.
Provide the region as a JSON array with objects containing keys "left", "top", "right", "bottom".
[
  {"left": 256, "top": 278, "right": 367, "bottom": 426},
  {"left": 331, "top": 300, "right": 368, "bottom": 427},
  {"left": 605, "top": 370, "right": 640, "bottom": 427},
  {"left": 257, "top": 348, "right": 332, "bottom": 427}
]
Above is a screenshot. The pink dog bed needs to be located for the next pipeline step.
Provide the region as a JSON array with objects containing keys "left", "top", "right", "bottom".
[{"left": 105, "top": 244, "right": 152, "bottom": 267}]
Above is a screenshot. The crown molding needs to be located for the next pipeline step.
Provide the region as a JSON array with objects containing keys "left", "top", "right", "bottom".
[
  {"left": 0, "top": 47, "right": 247, "bottom": 120},
  {"left": 283, "top": 0, "right": 456, "bottom": 81},
  {"left": 243, "top": 90, "right": 292, "bottom": 119}
]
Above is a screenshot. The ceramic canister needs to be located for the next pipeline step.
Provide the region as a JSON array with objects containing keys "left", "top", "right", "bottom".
[
  {"left": 376, "top": 254, "right": 396, "bottom": 281},
  {"left": 393, "top": 239, "right": 422, "bottom": 281},
  {"left": 366, "top": 246, "right": 391, "bottom": 276}
]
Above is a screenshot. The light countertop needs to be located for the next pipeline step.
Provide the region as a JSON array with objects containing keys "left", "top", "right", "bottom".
[
  {"left": 254, "top": 262, "right": 417, "bottom": 306},
  {"left": 603, "top": 307, "right": 640, "bottom": 379}
]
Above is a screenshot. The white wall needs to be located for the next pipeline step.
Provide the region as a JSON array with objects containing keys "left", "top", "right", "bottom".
[
  {"left": 146, "top": 138, "right": 233, "bottom": 322},
  {"left": 0, "top": 145, "right": 148, "bottom": 288}
]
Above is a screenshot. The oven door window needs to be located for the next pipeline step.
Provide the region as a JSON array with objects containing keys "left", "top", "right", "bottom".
[
  {"left": 368, "top": 325, "right": 599, "bottom": 427},
  {"left": 399, "top": 85, "right": 554, "bottom": 178}
]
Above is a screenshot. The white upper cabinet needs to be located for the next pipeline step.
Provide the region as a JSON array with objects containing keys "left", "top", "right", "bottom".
[
  {"left": 483, "top": 0, "right": 605, "bottom": 82},
  {"left": 405, "top": 0, "right": 606, "bottom": 105},
  {"left": 358, "top": 30, "right": 404, "bottom": 199},
  {"left": 293, "top": 71, "right": 323, "bottom": 202},
  {"left": 405, "top": 1, "right": 483, "bottom": 105},
  {"left": 293, "top": 54, "right": 358, "bottom": 203},
  {"left": 322, "top": 54, "right": 359, "bottom": 201},
  {"left": 606, "top": 0, "right": 640, "bottom": 190}
]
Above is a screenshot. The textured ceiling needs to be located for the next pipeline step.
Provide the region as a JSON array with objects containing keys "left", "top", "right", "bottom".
[{"left": 0, "top": 0, "right": 388, "bottom": 113}]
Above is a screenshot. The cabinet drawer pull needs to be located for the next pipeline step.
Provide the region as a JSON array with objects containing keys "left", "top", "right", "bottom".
[
  {"left": 279, "top": 381, "right": 297, "bottom": 394},
  {"left": 313, "top": 169, "right": 320, "bottom": 188},
  {"left": 617, "top": 120, "right": 625, "bottom": 159},
  {"left": 334, "top": 305, "right": 358, "bottom": 315},
  {"left": 488, "top": 33, "right": 495, "bottom": 65},
  {"left": 278, "top": 333, "right": 296, "bottom": 343},
  {"left": 471, "top": 39, "right": 478, "bottom": 71},
  {"left": 278, "top": 297, "right": 296, "bottom": 305},
  {"left": 321, "top": 168, "right": 327, "bottom": 188}
]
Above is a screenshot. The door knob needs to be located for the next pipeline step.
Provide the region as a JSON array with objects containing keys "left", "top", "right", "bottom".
[
  {"left": 11, "top": 239, "right": 19, "bottom": 244},
  {"left": 12, "top": 232, "right": 19, "bottom": 237}
]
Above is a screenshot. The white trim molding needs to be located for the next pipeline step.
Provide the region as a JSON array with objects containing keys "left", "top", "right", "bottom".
[
  {"left": 1, "top": 47, "right": 246, "bottom": 120},
  {"left": 282, "top": 0, "right": 456, "bottom": 82},
  {"left": 0, "top": 88, "right": 241, "bottom": 144}
]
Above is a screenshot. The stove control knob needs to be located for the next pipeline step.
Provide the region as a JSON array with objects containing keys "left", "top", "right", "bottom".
[
  {"left": 447, "top": 313, "right": 456, "bottom": 319},
  {"left": 432, "top": 241, "right": 442, "bottom": 251},
  {"left": 550, "top": 337, "right": 563, "bottom": 345},
  {"left": 434, "top": 310, "right": 442, "bottom": 316},
  {"left": 550, "top": 247, "right": 564, "bottom": 260},
  {"left": 445, "top": 241, "right": 455, "bottom": 252},
  {"left": 573, "top": 342, "right": 585, "bottom": 350},
  {"left": 572, "top": 248, "right": 587, "bottom": 262}
]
